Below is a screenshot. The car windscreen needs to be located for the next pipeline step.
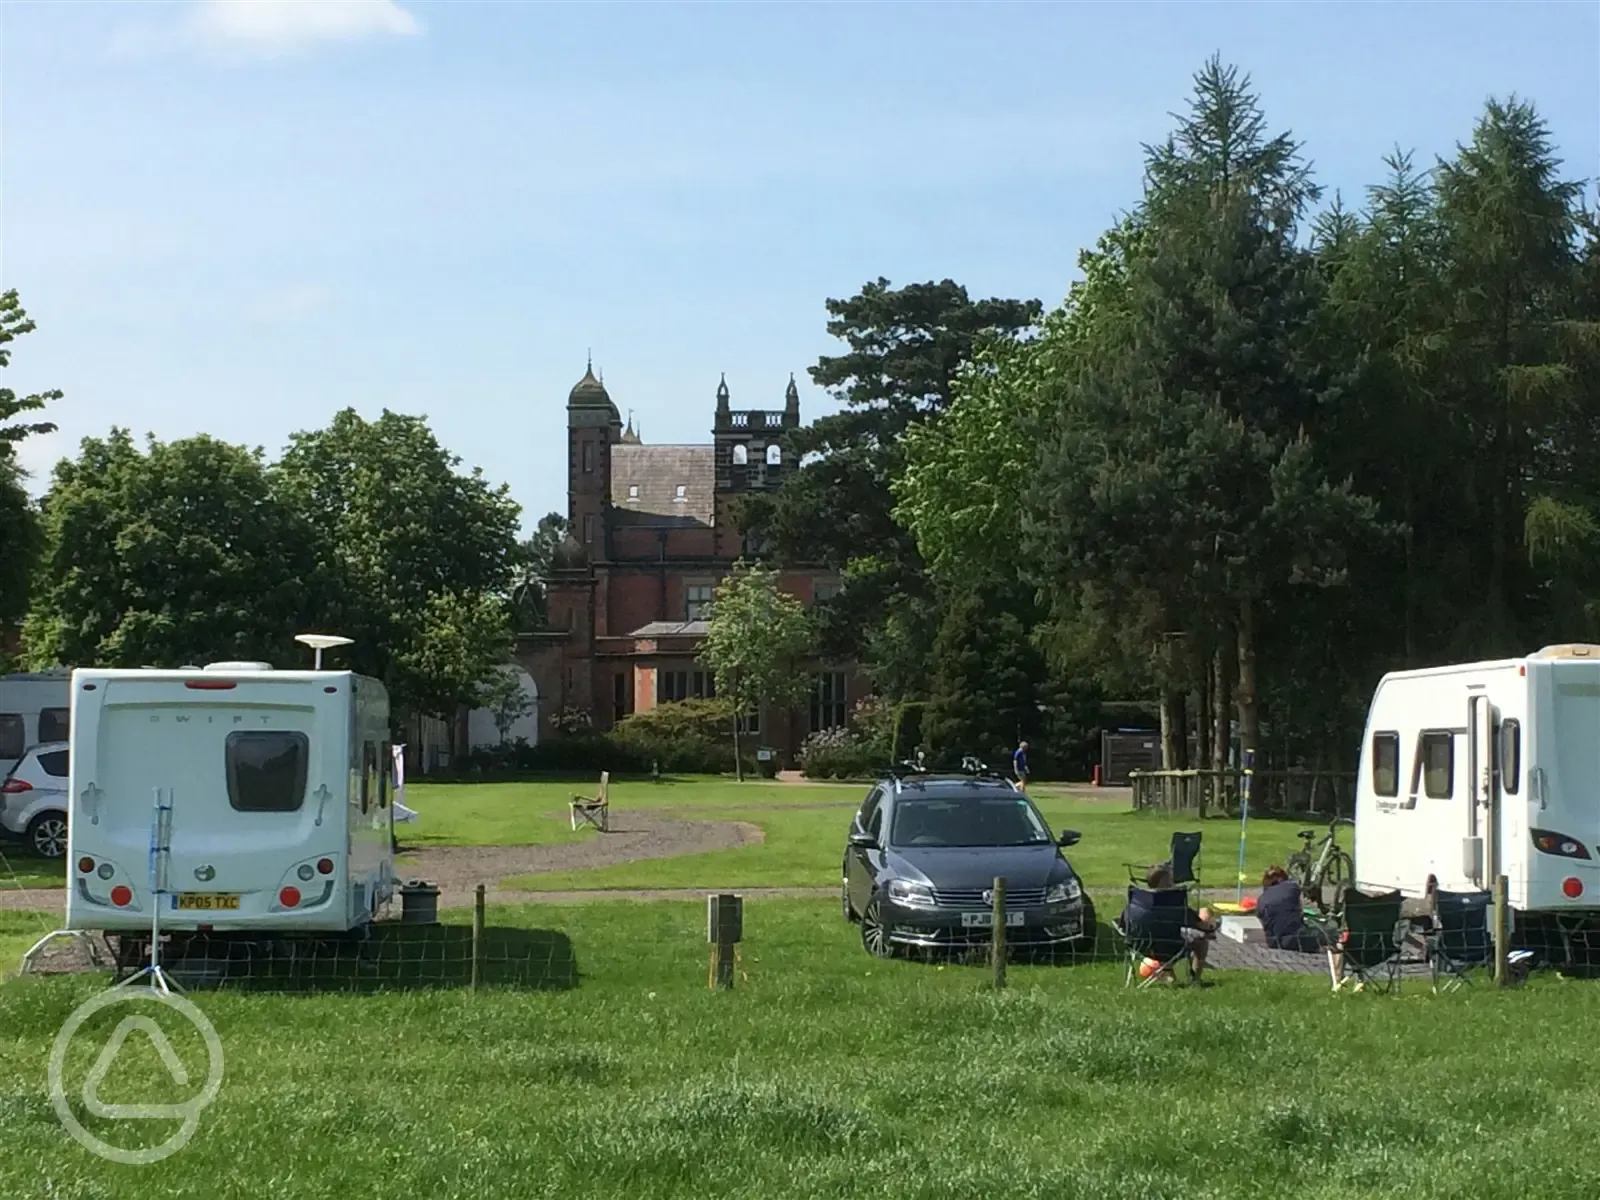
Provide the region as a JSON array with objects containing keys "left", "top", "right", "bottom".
[{"left": 888, "top": 794, "right": 1053, "bottom": 848}]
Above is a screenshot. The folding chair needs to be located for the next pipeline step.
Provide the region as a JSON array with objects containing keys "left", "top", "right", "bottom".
[
  {"left": 1115, "top": 886, "right": 1195, "bottom": 988},
  {"left": 1328, "top": 888, "right": 1404, "bottom": 994},
  {"left": 1425, "top": 889, "right": 1495, "bottom": 992},
  {"left": 1125, "top": 831, "right": 1203, "bottom": 887},
  {"left": 569, "top": 770, "right": 610, "bottom": 832}
]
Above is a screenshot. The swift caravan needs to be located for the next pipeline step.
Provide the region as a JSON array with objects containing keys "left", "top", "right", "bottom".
[
  {"left": 64, "top": 662, "right": 397, "bottom": 936},
  {"left": 1353, "top": 644, "right": 1600, "bottom": 956}
]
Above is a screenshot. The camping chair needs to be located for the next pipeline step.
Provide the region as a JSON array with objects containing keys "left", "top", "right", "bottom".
[
  {"left": 1426, "top": 889, "right": 1495, "bottom": 992},
  {"left": 1115, "top": 886, "right": 1195, "bottom": 988},
  {"left": 1125, "top": 831, "right": 1203, "bottom": 887},
  {"left": 1327, "top": 888, "right": 1404, "bottom": 994},
  {"left": 569, "top": 771, "right": 610, "bottom": 832}
]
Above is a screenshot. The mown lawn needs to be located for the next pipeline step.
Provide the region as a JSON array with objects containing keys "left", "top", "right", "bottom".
[{"left": 2, "top": 897, "right": 1599, "bottom": 1199}]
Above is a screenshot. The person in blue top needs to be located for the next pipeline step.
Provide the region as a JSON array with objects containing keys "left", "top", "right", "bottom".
[
  {"left": 1256, "top": 865, "right": 1336, "bottom": 952},
  {"left": 1012, "top": 741, "right": 1030, "bottom": 793}
]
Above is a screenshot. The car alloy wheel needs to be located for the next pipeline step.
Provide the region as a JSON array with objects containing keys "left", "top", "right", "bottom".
[
  {"left": 28, "top": 813, "right": 68, "bottom": 859},
  {"left": 860, "top": 897, "right": 894, "bottom": 959}
]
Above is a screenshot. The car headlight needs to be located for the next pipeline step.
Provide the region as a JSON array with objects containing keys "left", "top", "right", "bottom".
[
  {"left": 1046, "top": 879, "right": 1081, "bottom": 904},
  {"left": 887, "top": 879, "right": 937, "bottom": 907}
]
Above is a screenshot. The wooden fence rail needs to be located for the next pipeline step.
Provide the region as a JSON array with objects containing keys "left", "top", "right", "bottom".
[{"left": 1129, "top": 768, "right": 1356, "bottom": 819}]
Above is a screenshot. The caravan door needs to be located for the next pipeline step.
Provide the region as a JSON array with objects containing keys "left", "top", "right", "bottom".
[{"left": 1466, "top": 691, "right": 1495, "bottom": 888}]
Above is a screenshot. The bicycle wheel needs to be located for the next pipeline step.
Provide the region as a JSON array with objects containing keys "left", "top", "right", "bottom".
[
  {"left": 1286, "top": 851, "right": 1312, "bottom": 890},
  {"left": 1324, "top": 850, "right": 1354, "bottom": 890}
]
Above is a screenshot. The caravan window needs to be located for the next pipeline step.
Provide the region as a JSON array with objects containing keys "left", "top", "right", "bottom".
[
  {"left": 0, "top": 715, "right": 21, "bottom": 759},
  {"left": 360, "top": 742, "right": 377, "bottom": 814},
  {"left": 379, "top": 742, "right": 391, "bottom": 808},
  {"left": 226, "top": 731, "right": 309, "bottom": 813},
  {"left": 1421, "top": 731, "right": 1454, "bottom": 799},
  {"left": 38, "top": 708, "right": 69, "bottom": 743},
  {"left": 1499, "top": 719, "right": 1521, "bottom": 795},
  {"left": 1370, "top": 731, "right": 1400, "bottom": 797}
]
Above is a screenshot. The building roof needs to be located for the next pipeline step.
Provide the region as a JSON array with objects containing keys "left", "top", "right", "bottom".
[
  {"left": 611, "top": 444, "right": 715, "bottom": 528},
  {"left": 629, "top": 620, "right": 711, "bottom": 638},
  {"left": 568, "top": 365, "right": 614, "bottom": 411}
]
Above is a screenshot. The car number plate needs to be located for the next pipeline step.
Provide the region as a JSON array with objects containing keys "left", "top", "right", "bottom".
[
  {"left": 961, "top": 911, "right": 1025, "bottom": 928},
  {"left": 174, "top": 893, "right": 240, "bottom": 911}
]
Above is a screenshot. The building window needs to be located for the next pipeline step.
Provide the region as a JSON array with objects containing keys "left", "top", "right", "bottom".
[
  {"left": 628, "top": 484, "right": 640, "bottom": 500},
  {"left": 1370, "top": 731, "right": 1399, "bottom": 798},
  {"left": 738, "top": 708, "right": 760, "bottom": 736},
  {"left": 685, "top": 584, "right": 714, "bottom": 622},
  {"left": 582, "top": 441, "right": 595, "bottom": 473},
  {"left": 582, "top": 513, "right": 595, "bottom": 544},
  {"left": 811, "top": 671, "right": 848, "bottom": 732},
  {"left": 674, "top": 484, "right": 687, "bottom": 502},
  {"left": 1420, "top": 731, "right": 1453, "bottom": 799},
  {"left": 766, "top": 444, "right": 782, "bottom": 466},
  {"left": 657, "top": 670, "right": 716, "bottom": 703},
  {"left": 614, "top": 672, "right": 629, "bottom": 724},
  {"left": 732, "top": 444, "right": 748, "bottom": 465},
  {"left": 814, "top": 581, "right": 840, "bottom": 603}
]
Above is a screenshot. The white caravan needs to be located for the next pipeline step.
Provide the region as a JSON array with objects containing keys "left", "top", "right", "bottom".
[
  {"left": 64, "top": 661, "right": 397, "bottom": 936},
  {"left": 1354, "top": 644, "right": 1600, "bottom": 953},
  {"left": 0, "top": 671, "right": 71, "bottom": 777}
]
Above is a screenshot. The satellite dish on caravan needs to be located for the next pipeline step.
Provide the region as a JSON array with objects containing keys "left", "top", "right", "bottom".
[{"left": 295, "top": 633, "right": 355, "bottom": 670}]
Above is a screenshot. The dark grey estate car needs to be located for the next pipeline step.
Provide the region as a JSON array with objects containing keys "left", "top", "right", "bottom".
[{"left": 841, "top": 771, "right": 1096, "bottom": 958}]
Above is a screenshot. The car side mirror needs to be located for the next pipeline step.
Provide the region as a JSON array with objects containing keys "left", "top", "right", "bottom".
[
  {"left": 848, "top": 831, "right": 878, "bottom": 849},
  {"left": 1058, "top": 830, "right": 1081, "bottom": 847}
]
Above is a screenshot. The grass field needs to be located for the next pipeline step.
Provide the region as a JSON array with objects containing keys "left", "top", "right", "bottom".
[
  {"left": 4, "top": 898, "right": 1600, "bottom": 1199},
  {"left": 400, "top": 776, "right": 1323, "bottom": 893}
]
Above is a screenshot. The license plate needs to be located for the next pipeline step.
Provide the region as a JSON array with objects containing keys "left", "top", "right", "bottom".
[
  {"left": 961, "top": 911, "right": 1025, "bottom": 928},
  {"left": 174, "top": 893, "right": 240, "bottom": 911}
]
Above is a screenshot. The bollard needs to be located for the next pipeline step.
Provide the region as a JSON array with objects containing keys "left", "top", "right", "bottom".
[
  {"left": 990, "top": 876, "right": 1007, "bottom": 989},
  {"left": 707, "top": 892, "right": 742, "bottom": 989},
  {"left": 1493, "top": 874, "right": 1508, "bottom": 987}
]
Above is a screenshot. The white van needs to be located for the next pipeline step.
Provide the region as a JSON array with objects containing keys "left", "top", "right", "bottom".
[
  {"left": 1353, "top": 643, "right": 1600, "bottom": 958},
  {"left": 64, "top": 661, "right": 397, "bottom": 935},
  {"left": 0, "top": 671, "right": 71, "bottom": 777}
]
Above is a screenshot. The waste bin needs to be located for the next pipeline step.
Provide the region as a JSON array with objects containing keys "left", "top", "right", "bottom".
[
  {"left": 756, "top": 747, "right": 778, "bottom": 779},
  {"left": 399, "top": 880, "right": 440, "bottom": 925}
]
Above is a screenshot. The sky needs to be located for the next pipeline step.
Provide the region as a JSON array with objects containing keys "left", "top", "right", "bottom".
[{"left": 2, "top": 0, "right": 1597, "bottom": 533}]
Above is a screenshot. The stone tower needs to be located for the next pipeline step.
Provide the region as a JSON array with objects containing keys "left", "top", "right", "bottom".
[
  {"left": 567, "top": 359, "right": 622, "bottom": 558},
  {"left": 712, "top": 374, "right": 800, "bottom": 556}
]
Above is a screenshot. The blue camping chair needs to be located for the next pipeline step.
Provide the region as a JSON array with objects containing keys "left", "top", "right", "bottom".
[
  {"left": 1126, "top": 831, "right": 1202, "bottom": 887},
  {"left": 1114, "top": 886, "right": 1195, "bottom": 988}
]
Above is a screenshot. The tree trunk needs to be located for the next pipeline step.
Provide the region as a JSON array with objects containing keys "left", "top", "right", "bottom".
[
  {"left": 1235, "top": 595, "right": 1259, "bottom": 764},
  {"left": 732, "top": 714, "right": 744, "bottom": 782},
  {"left": 1212, "top": 637, "right": 1232, "bottom": 777},
  {"left": 1160, "top": 689, "right": 1184, "bottom": 771}
]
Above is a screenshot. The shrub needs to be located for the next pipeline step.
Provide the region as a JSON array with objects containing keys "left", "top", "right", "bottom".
[
  {"left": 610, "top": 699, "right": 755, "bottom": 776},
  {"left": 797, "top": 726, "right": 882, "bottom": 780}
]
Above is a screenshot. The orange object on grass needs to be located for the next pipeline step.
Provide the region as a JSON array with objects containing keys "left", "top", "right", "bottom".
[
  {"left": 1241, "top": 895, "right": 1258, "bottom": 911},
  {"left": 1138, "top": 957, "right": 1161, "bottom": 979}
]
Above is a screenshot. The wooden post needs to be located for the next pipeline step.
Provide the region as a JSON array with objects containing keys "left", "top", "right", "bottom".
[
  {"left": 707, "top": 892, "right": 742, "bottom": 989},
  {"left": 472, "top": 883, "right": 485, "bottom": 991},
  {"left": 1493, "top": 874, "right": 1509, "bottom": 986},
  {"left": 990, "top": 876, "right": 1007, "bottom": 989}
]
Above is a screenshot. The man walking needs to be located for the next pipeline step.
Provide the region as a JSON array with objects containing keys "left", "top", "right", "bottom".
[{"left": 1012, "top": 740, "right": 1030, "bottom": 793}]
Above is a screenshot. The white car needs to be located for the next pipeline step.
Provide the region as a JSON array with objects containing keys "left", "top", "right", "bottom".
[{"left": 1, "top": 741, "right": 69, "bottom": 858}]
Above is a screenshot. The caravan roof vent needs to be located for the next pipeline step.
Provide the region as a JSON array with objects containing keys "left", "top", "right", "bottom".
[
  {"left": 1530, "top": 644, "right": 1600, "bottom": 660},
  {"left": 203, "top": 661, "right": 274, "bottom": 672}
]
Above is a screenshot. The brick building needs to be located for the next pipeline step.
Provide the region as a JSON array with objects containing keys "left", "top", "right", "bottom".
[{"left": 513, "top": 364, "right": 860, "bottom": 764}]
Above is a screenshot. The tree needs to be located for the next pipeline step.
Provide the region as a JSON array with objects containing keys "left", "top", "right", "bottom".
[
  {"left": 23, "top": 430, "right": 321, "bottom": 668},
  {"left": 273, "top": 408, "right": 523, "bottom": 732},
  {"left": 697, "top": 560, "right": 814, "bottom": 780},
  {"left": 508, "top": 512, "right": 569, "bottom": 631},
  {"left": 480, "top": 666, "right": 536, "bottom": 744},
  {"left": 920, "top": 586, "right": 1046, "bottom": 768},
  {"left": 743, "top": 279, "right": 1040, "bottom": 702},
  {"left": 0, "top": 291, "right": 63, "bottom": 633}
]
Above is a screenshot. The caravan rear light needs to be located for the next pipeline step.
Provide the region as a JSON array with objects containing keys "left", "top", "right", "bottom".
[
  {"left": 110, "top": 885, "right": 132, "bottom": 907},
  {"left": 1532, "top": 829, "right": 1592, "bottom": 859},
  {"left": 1, "top": 779, "right": 31, "bottom": 794},
  {"left": 316, "top": 858, "right": 333, "bottom": 875},
  {"left": 97, "top": 863, "right": 114, "bottom": 880},
  {"left": 279, "top": 886, "right": 301, "bottom": 907},
  {"left": 1564, "top": 877, "right": 1585, "bottom": 899},
  {"left": 185, "top": 680, "right": 236, "bottom": 690},
  {"left": 78, "top": 857, "right": 95, "bottom": 874}
]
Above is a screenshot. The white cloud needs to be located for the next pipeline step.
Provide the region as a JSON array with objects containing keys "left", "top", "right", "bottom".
[{"left": 112, "top": 1, "right": 421, "bottom": 61}]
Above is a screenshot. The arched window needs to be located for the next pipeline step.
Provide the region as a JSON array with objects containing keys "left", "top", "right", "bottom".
[
  {"left": 732, "top": 444, "right": 748, "bottom": 465},
  {"left": 766, "top": 444, "right": 782, "bottom": 466}
]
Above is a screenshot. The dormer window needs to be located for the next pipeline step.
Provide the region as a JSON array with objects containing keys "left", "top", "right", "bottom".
[
  {"left": 766, "top": 444, "right": 782, "bottom": 466},
  {"left": 732, "top": 444, "right": 748, "bottom": 466},
  {"left": 674, "top": 485, "right": 687, "bottom": 502},
  {"left": 628, "top": 484, "right": 640, "bottom": 501}
]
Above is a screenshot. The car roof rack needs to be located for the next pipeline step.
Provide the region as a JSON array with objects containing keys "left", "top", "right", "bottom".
[{"left": 877, "top": 756, "right": 1011, "bottom": 788}]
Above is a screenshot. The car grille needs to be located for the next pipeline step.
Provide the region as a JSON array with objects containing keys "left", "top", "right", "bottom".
[{"left": 932, "top": 886, "right": 1050, "bottom": 908}]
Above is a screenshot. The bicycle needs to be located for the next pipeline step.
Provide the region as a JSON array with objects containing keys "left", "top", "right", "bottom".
[{"left": 1287, "top": 817, "right": 1355, "bottom": 914}]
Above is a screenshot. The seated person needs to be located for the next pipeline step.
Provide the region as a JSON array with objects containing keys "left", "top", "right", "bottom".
[
  {"left": 1256, "top": 866, "right": 1335, "bottom": 952},
  {"left": 1121, "top": 864, "right": 1218, "bottom": 982}
]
